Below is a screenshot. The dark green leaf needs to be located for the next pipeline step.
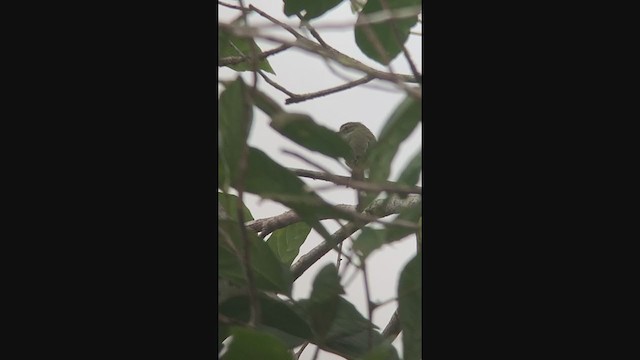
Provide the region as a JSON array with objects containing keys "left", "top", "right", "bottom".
[
  {"left": 219, "top": 294, "right": 313, "bottom": 347},
  {"left": 398, "top": 254, "right": 422, "bottom": 360},
  {"left": 222, "top": 327, "right": 292, "bottom": 360},
  {"left": 244, "top": 147, "right": 338, "bottom": 244},
  {"left": 325, "top": 297, "right": 374, "bottom": 339},
  {"left": 307, "top": 264, "right": 344, "bottom": 339},
  {"left": 266, "top": 222, "right": 312, "bottom": 266},
  {"left": 396, "top": 148, "right": 421, "bottom": 186},
  {"left": 218, "top": 278, "right": 247, "bottom": 306},
  {"left": 218, "top": 151, "right": 230, "bottom": 192},
  {"left": 251, "top": 88, "right": 284, "bottom": 117},
  {"left": 283, "top": 0, "right": 344, "bottom": 20},
  {"left": 296, "top": 296, "right": 396, "bottom": 359},
  {"left": 244, "top": 147, "right": 307, "bottom": 197},
  {"left": 352, "top": 227, "right": 387, "bottom": 259},
  {"left": 270, "top": 112, "right": 352, "bottom": 160},
  {"left": 356, "top": 341, "right": 399, "bottom": 360},
  {"left": 218, "top": 219, "right": 293, "bottom": 295},
  {"left": 218, "top": 241, "right": 246, "bottom": 285},
  {"left": 361, "top": 95, "right": 421, "bottom": 210},
  {"left": 218, "top": 192, "right": 254, "bottom": 222},
  {"left": 354, "top": 0, "right": 421, "bottom": 64},
  {"left": 219, "top": 23, "right": 276, "bottom": 74},
  {"left": 310, "top": 264, "right": 345, "bottom": 302},
  {"left": 370, "top": 95, "right": 421, "bottom": 183},
  {"left": 219, "top": 77, "right": 253, "bottom": 184},
  {"left": 324, "top": 298, "right": 398, "bottom": 360}
]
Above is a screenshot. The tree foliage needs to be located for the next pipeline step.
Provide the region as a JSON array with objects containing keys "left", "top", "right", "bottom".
[{"left": 219, "top": 1, "right": 422, "bottom": 359}]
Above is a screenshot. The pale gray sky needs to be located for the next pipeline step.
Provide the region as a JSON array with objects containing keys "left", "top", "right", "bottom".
[{"left": 219, "top": 2, "right": 422, "bottom": 359}]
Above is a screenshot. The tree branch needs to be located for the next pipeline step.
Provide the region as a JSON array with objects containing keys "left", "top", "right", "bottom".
[
  {"left": 245, "top": 200, "right": 418, "bottom": 239},
  {"left": 290, "top": 195, "right": 421, "bottom": 279},
  {"left": 289, "top": 168, "right": 422, "bottom": 195},
  {"left": 218, "top": 23, "right": 420, "bottom": 85}
]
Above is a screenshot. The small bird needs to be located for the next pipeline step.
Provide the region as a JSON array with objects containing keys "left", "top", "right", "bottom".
[
  {"left": 339, "top": 122, "right": 377, "bottom": 211},
  {"left": 338, "top": 122, "right": 377, "bottom": 181}
]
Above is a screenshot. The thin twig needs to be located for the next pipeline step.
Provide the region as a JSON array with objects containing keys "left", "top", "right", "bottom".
[
  {"left": 373, "top": 296, "right": 398, "bottom": 310},
  {"left": 296, "top": 13, "right": 330, "bottom": 48},
  {"left": 218, "top": 0, "right": 243, "bottom": 10},
  {"left": 285, "top": 75, "right": 374, "bottom": 104},
  {"left": 258, "top": 70, "right": 296, "bottom": 97},
  {"left": 334, "top": 219, "right": 345, "bottom": 270},
  {"left": 249, "top": 4, "right": 304, "bottom": 40}
]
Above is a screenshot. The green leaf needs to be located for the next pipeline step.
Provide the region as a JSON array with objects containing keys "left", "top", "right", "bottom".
[
  {"left": 325, "top": 297, "right": 374, "bottom": 339},
  {"left": 307, "top": 264, "right": 344, "bottom": 339},
  {"left": 222, "top": 327, "right": 292, "bottom": 360},
  {"left": 398, "top": 254, "right": 422, "bottom": 360},
  {"left": 218, "top": 219, "right": 293, "bottom": 295},
  {"left": 270, "top": 112, "right": 352, "bottom": 160},
  {"left": 396, "top": 148, "right": 421, "bottom": 186},
  {"left": 218, "top": 242, "right": 247, "bottom": 285},
  {"left": 369, "top": 95, "right": 421, "bottom": 183},
  {"left": 219, "top": 77, "right": 253, "bottom": 184},
  {"left": 359, "top": 95, "right": 420, "bottom": 208},
  {"left": 354, "top": 0, "right": 421, "bottom": 64},
  {"left": 356, "top": 341, "right": 399, "bottom": 360},
  {"left": 218, "top": 151, "right": 230, "bottom": 192},
  {"left": 251, "top": 88, "right": 284, "bottom": 117},
  {"left": 352, "top": 227, "right": 387, "bottom": 259},
  {"left": 296, "top": 296, "right": 397, "bottom": 359},
  {"left": 219, "top": 294, "right": 313, "bottom": 348},
  {"left": 244, "top": 147, "right": 307, "bottom": 197},
  {"left": 310, "top": 264, "right": 345, "bottom": 302},
  {"left": 218, "top": 20, "right": 276, "bottom": 74},
  {"left": 283, "top": 0, "right": 344, "bottom": 20},
  {"left": 324, "top": 298, "right": 398, "bottom": 360},
  {"left": 218, "top": 192, "right": 254, "bottom": 222},
  {"left": 244, "top": 147, "right": 339, "bottom": 244},
  {"left": 266, "top": 222, "right": 312, "bottom": 266}
]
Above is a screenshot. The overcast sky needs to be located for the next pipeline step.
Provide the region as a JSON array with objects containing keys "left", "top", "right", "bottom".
[{"left": 219, "top": 2, "right": 422, "bottom": 359}]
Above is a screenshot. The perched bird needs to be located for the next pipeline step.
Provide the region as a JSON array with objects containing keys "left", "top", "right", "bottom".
[
  {"left": 339, "top": 122, "right": 377, "bottom": 211},
  {"left": 338, "top": 122, "right": 377, "bottom": 181}
]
